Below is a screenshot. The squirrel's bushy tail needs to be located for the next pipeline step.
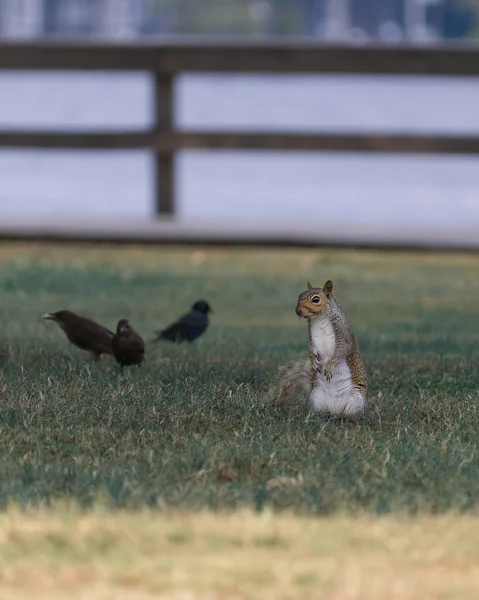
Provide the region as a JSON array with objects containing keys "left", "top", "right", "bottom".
[{"left": 271, "top": 360, "right": 312, "bottom": 407}]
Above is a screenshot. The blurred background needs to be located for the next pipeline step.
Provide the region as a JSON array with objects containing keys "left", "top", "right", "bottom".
[
  {"left": 1, "top": 0, "right": 479, "bottom": 246},
  {"left": 1, "top": 0, "right": 478, "bottom": 41}
]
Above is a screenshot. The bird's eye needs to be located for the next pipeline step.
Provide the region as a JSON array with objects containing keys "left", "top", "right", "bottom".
[{"left": 311, "top": 296, "right": 320, "bottom": 304}]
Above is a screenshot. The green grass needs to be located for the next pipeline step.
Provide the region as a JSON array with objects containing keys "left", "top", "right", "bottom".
[{"left": 1, "top": 242, "right": 479, "bottom": 515}]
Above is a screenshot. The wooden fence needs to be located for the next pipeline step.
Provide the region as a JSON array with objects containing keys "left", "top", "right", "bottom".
[{"left": 1, "top": 40, "right": 479, "bottom": 217}]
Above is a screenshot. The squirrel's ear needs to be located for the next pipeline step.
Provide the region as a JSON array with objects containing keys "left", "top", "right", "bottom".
[
  {"left": 323, "top": 280, "right": 333, "bottom": 297},
  {"left": 307, "top": 281, "right": 313, "bottom": 290}
]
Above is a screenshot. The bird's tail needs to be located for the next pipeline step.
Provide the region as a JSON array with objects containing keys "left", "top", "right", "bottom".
[{"left": 270, "top": 359, "right": 313, "bottom": 407}]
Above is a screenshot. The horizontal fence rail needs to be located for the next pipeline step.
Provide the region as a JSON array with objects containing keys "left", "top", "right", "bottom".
[
  {"left": 1, "top": 40, "right": 479, "bottom": 216},
  {"left": 1, "top": 131, "right": 479, "bottom": 155},
  {"left": 2, "top": 41, "right": 479, "bottom": 75}
]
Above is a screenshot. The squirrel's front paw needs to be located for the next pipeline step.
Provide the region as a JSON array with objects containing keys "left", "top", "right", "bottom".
[
  {"left": 310, "top": 353, "right": 323, "bottom": 373},
  {"left": 324, "top": 362, "right": 334, "bottom": 382}
]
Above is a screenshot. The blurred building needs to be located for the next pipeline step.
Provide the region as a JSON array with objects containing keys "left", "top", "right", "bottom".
[{"left": 0, "top": 0, "right": 476, "bottom": 42}]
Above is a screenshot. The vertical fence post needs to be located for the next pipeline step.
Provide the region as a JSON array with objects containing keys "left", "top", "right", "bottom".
[{"left": 154, "top": 72, "right": 174, "bottom": 217}]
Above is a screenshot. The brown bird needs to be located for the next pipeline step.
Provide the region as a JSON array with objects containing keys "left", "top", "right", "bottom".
[
  {"left": 111, "top": 318, "right": 145, "bottom": 368},
  {"left": 43, "top": 310, "right": 114, "bottom": 361}
]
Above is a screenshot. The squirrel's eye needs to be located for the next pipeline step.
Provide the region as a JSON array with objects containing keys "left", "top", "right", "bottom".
[{"left": 311, "top": 296, "right": 320, "bottom": 304}]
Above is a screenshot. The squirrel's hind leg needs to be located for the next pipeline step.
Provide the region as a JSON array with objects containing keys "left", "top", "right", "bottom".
[
  {"left": 309, "top": 377, "right": 366, "bottom": 420},
  {"left": 343, "top": 389, "right": 367, "bottom": 420},
  {"left": 308, "top": 379, "right": 330, "bottom": 413}
]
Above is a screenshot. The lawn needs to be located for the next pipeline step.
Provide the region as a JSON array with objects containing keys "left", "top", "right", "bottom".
[{"left": 0, "top": 242, "right": 479, "bottom": 598}]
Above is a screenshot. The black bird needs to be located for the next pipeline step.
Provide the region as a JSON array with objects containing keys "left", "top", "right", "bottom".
[
  {"left": 43, "top": 310, "right": 114, "bottom": 361},
  {"left": 155, "top": 300, "right": 211, "bottom": 343},
  {"left": 111, "top": 318, "right": 145, "bottom": 368}
]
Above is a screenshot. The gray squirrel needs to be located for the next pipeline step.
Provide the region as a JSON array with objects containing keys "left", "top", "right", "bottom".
[{"left": 275, "top": 280, "right": 368, "bottom": 420}]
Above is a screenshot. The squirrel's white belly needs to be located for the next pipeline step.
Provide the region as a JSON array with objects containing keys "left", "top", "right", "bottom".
[
  {"left": 310, "top": 360, "right": 366, "bottom": 418},
  {"left": 310, "top": 317, "right": 335, "bottom": 364},
  {"left": 309, "top": 316, "right": 365, "bottom": 418}
]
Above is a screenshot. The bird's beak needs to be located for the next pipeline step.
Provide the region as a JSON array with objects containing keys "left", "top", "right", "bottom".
[{"left": 42, "top": 313, "right": 55, "bottom": 320}]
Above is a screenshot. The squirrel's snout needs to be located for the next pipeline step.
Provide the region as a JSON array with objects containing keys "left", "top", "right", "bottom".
[{"left": 296, "top": 305, "right": 310, "bottom": 318}]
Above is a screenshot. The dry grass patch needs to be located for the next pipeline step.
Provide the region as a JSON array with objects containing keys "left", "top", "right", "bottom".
[{"left": 1, "top": 509, "right": 479, "bottom": 599}]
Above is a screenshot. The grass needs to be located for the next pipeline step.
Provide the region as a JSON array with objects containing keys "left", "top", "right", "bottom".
[
  {"left": 1, "top": 242, "right": 479, "bottom": 598},
  {"left": 1, "top": 242, "right": 479, "bottom": 513}
]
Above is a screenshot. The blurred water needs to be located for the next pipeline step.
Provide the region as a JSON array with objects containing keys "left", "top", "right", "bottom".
[{"left": 0, "top": 72, "right": 479, "bottom": 227}]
